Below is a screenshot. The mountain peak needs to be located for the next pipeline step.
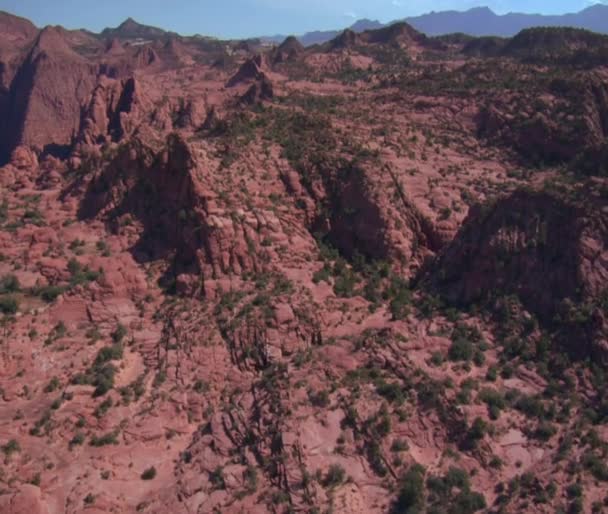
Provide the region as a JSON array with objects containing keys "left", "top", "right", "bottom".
[
  {"left": 350, "top": 19, "right": 384, "bottom": 32},
  {"left": 102, "top": 17, "right": 169, "bottom": 40},
  {"left": 468, "top": 6, "right": 494, "bottom": 14}
]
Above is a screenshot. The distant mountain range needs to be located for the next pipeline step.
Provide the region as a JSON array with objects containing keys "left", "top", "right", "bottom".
[{"left": 263, "top": 4, "right": 608, "bottom": 46}]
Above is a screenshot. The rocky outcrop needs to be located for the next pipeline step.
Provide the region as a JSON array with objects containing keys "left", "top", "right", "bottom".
[
  {"left": 227, "top": 55, "right": 275, "bottom": 106},
  {"left": 429, "top": 189, "right": 608, "bottom": 359},
  {"left": 364, "top": 22, "right": 429, "bottom": 47},
  {"left": 78, "top": 76, "right": 140, "bottom": 145},
  {"left": 133, "top": 45, "right": 160, "bottom": 67},
  {"left": 240, "top": 75, "right": 274, "bottom": 105},
  {"left": 501, "top": 27, "right": 608, "bottom": 65},
  {"left": 0, "top": 11, "right": 38, "bottom": 45},
  {"left": 329, "top": 29, "right": 359, "bottom": 51},
  {"left": 77, "top": 134, "right": 269, "bottom": 294},
  {"left": 285, "top": 152, "right": 440, "bottom": 272},
  {"left": 273, "top": 36, "right": 304, "bottom": 64},
  {"left": 476, "top": 73, "right": 608, "bottom": 165},
  {"left": 0, "top": 26, "right": 97, "bottom": 163},
  {"left": 226, "top": 54, "right": 267, "bottom": 87},
  {"left": 327, "top": 22, "right": 441, "bottom": 53}
]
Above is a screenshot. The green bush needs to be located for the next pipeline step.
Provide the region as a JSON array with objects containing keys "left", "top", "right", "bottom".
[
  {"left": 478, "top": 388, "right": 506, "bottom": 419},
  {"left": 448, "top": 339, "right": 474, "bottom": 362},
  {"left": 462, "top": 417, "right": 487, "bottom": 450},
  {"left": 376, "top": 381, "right": 405, "bottom": 405},
  {"left": 581, "top": 451, "right": 608, "bottom": 481},
  {"left": 141, "top": 466, "right": 157, "bottom": 480},
  {"left": 533, "top": 422, "right": 557, "bottom": 441},
  {"left": 94, "top": 397, "right": 113, "bottom": 418},
  {"left": 2, "top": 439, "right": 21, "bottom": 456},
  {"left": 391, "top": 439, "right": 409, "bottom": 452},
  {"left": 392, "top": 464, "right": 426, "bottom": 513},
  {"left": 69, "top": 433, "right": 85, "bottom": 448},
  {"left": 111, "top": 324, "right": 127, "bottom": 343},
  {"left": 0, "top": 296, "right": 18, "bottom": 315},
  {"left": 308, "top": 389, "right": 330, "bottom": 408},
  {"left": 37, "top": 285, "right": 66, "bottom": 303},
  {"left": 72, "top": 344, "right": 123, "bottom": 397},
  {"left": 90, "top": 431, "right": 119, "bottom": 447},
  {"left": 44, "top": 377, "right": 61, "bottom": 393},
  {"left": 323, "top": 464, "right": 346, "bottom": 488},
  {"left": 0, "top": 274, "right": 20, "bottom": 293},
  {"left": 209, "top": 466, "right": 226, "bottom": 490},
  {"left": 451, "top": 490, "right": 487, "bottom": 514}
]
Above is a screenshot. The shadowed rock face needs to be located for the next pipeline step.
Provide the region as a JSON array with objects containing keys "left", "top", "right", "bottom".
[
  {"left": 501, "top": 26, "right": 608, "bottom": 65},
  {"left": 430, "top": 189, "right": 608, "bottom": 358},
  {"left": 226, "top": 54, "right": 267, "bottom": 87},
  {"left": 0, "top": 27, "right": 95, "bottom": 163},
  {"left": 79, "top": 135, "right": 207, "bottom": 268},
  {"left": 77, "top": 134, "right": 269, "bottom": 294},
  {"left": 273, "top": 36, "right": 304, "bottom": 64},
  {"left": 476, "top": 73, "right": 608, "bottom": 165}
]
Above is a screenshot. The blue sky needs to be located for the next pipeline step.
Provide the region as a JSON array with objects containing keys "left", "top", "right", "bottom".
[{"left": 0, "top": 0, "right": 604, "bottom": 38}]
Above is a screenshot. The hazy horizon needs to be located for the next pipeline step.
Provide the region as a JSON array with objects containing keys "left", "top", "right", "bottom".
[{"left": 0, "top": 0, "right": 606, "bottom": 39}]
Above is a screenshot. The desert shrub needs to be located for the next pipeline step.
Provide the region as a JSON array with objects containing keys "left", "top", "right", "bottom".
[
  {"left": 244, "top": 465, "right": 258, "bottom": 492},
  {"left": 391, "top": 439, "right": 409, "bottom": 452},
  {"left": 392, "top": 464, "right": 426, "bottom": 513},
  {"left": 0, "top": 274, "right": 20, "bottom": 293},
  {"left": 90, "top": 431, "right": 119, "bottom": 447},
  {"left": 95, "top": 343, "right": 124, "bottom": 364},
  {"left": 111, "top": 323, "right": 127, "bottom": 343},
  {"left": 478, "top": 388, "right": 506, "bottom": 419},
  {"left": 209, "top": 466, "right": 226, "bottom": 490},
  {"left": 388, "top": 277, "right": 412, "bottom": 320},
  {"left": 69, "top": 433, "right": 85, "bottom": 448},
  {"left": 448, "top": 338, "right": 474, "bottom": 362},
  {"left": 450, "top": 490, "right": 487, "bottom": 514},
  {"left": 2, "top": 439, "right": 21, "bottom": 456},
  {"left": 29, "top": 410, "right": 53, "bottom": 437},
  {"left": 72, "top": 343, "right": 123, "bottom": 396},
  {"left": 376, "top": 380, "right": 405, "bottom": 405},
  {"left": 94, "top": 397, "right": 113, "bottom": 418},
  {"left": 333, "top": 267, "right": 358, "bottom": 298},
  {"left": 323, "top": 464, "right": 346, "bottom": 488},
  {"left": 486, "top": 366, "right": 498, "bottom": 381},
  {"left": 581, "top": 451, "right": 608, "bottom": 481},
  {"left": 308, "top": 389, "right": 330, "bottom": 408},
  {"left": 312, "top": 265, "right": 332, "bottom": 284},
  {"left": 367, "top": 440, "right": 388, "bottom": 477},
  {"left": 418, "top": 294, "right": 443, "bottom": 318},
  {"left": 515, "top": 394, "right": 546, "bottom": 419},
  {"left": 35, "top": 285, "right": 66, "bottom": 303},
  {"left": 69, "top": 263, "right": 101, "bottom": 287},
  {"left": 141, "top": 466, "right": 157, "bottom": 480},
  {"left": 193, "top": 380, "right": 210, "bottom": 393},
  {"left": 44, "top": 377, "right": 61, "bottom": 393},
  {"left": 533, "top": 422, "right": 557, "bottom": 441},
  {"left": 375, "top": 405, "right": 392, "bottom": 438},
  {"left": 0, "top": 296, "right": 18, "bottom": 315},
  {"left": 462, "top": 417, "right": 487, "bottom": 450},
  {"left": 426, "top": 466, "right": 486, "bottom": 514},
  {"left": 96, "top": 240, "right": 111, "bottom": 256}
]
